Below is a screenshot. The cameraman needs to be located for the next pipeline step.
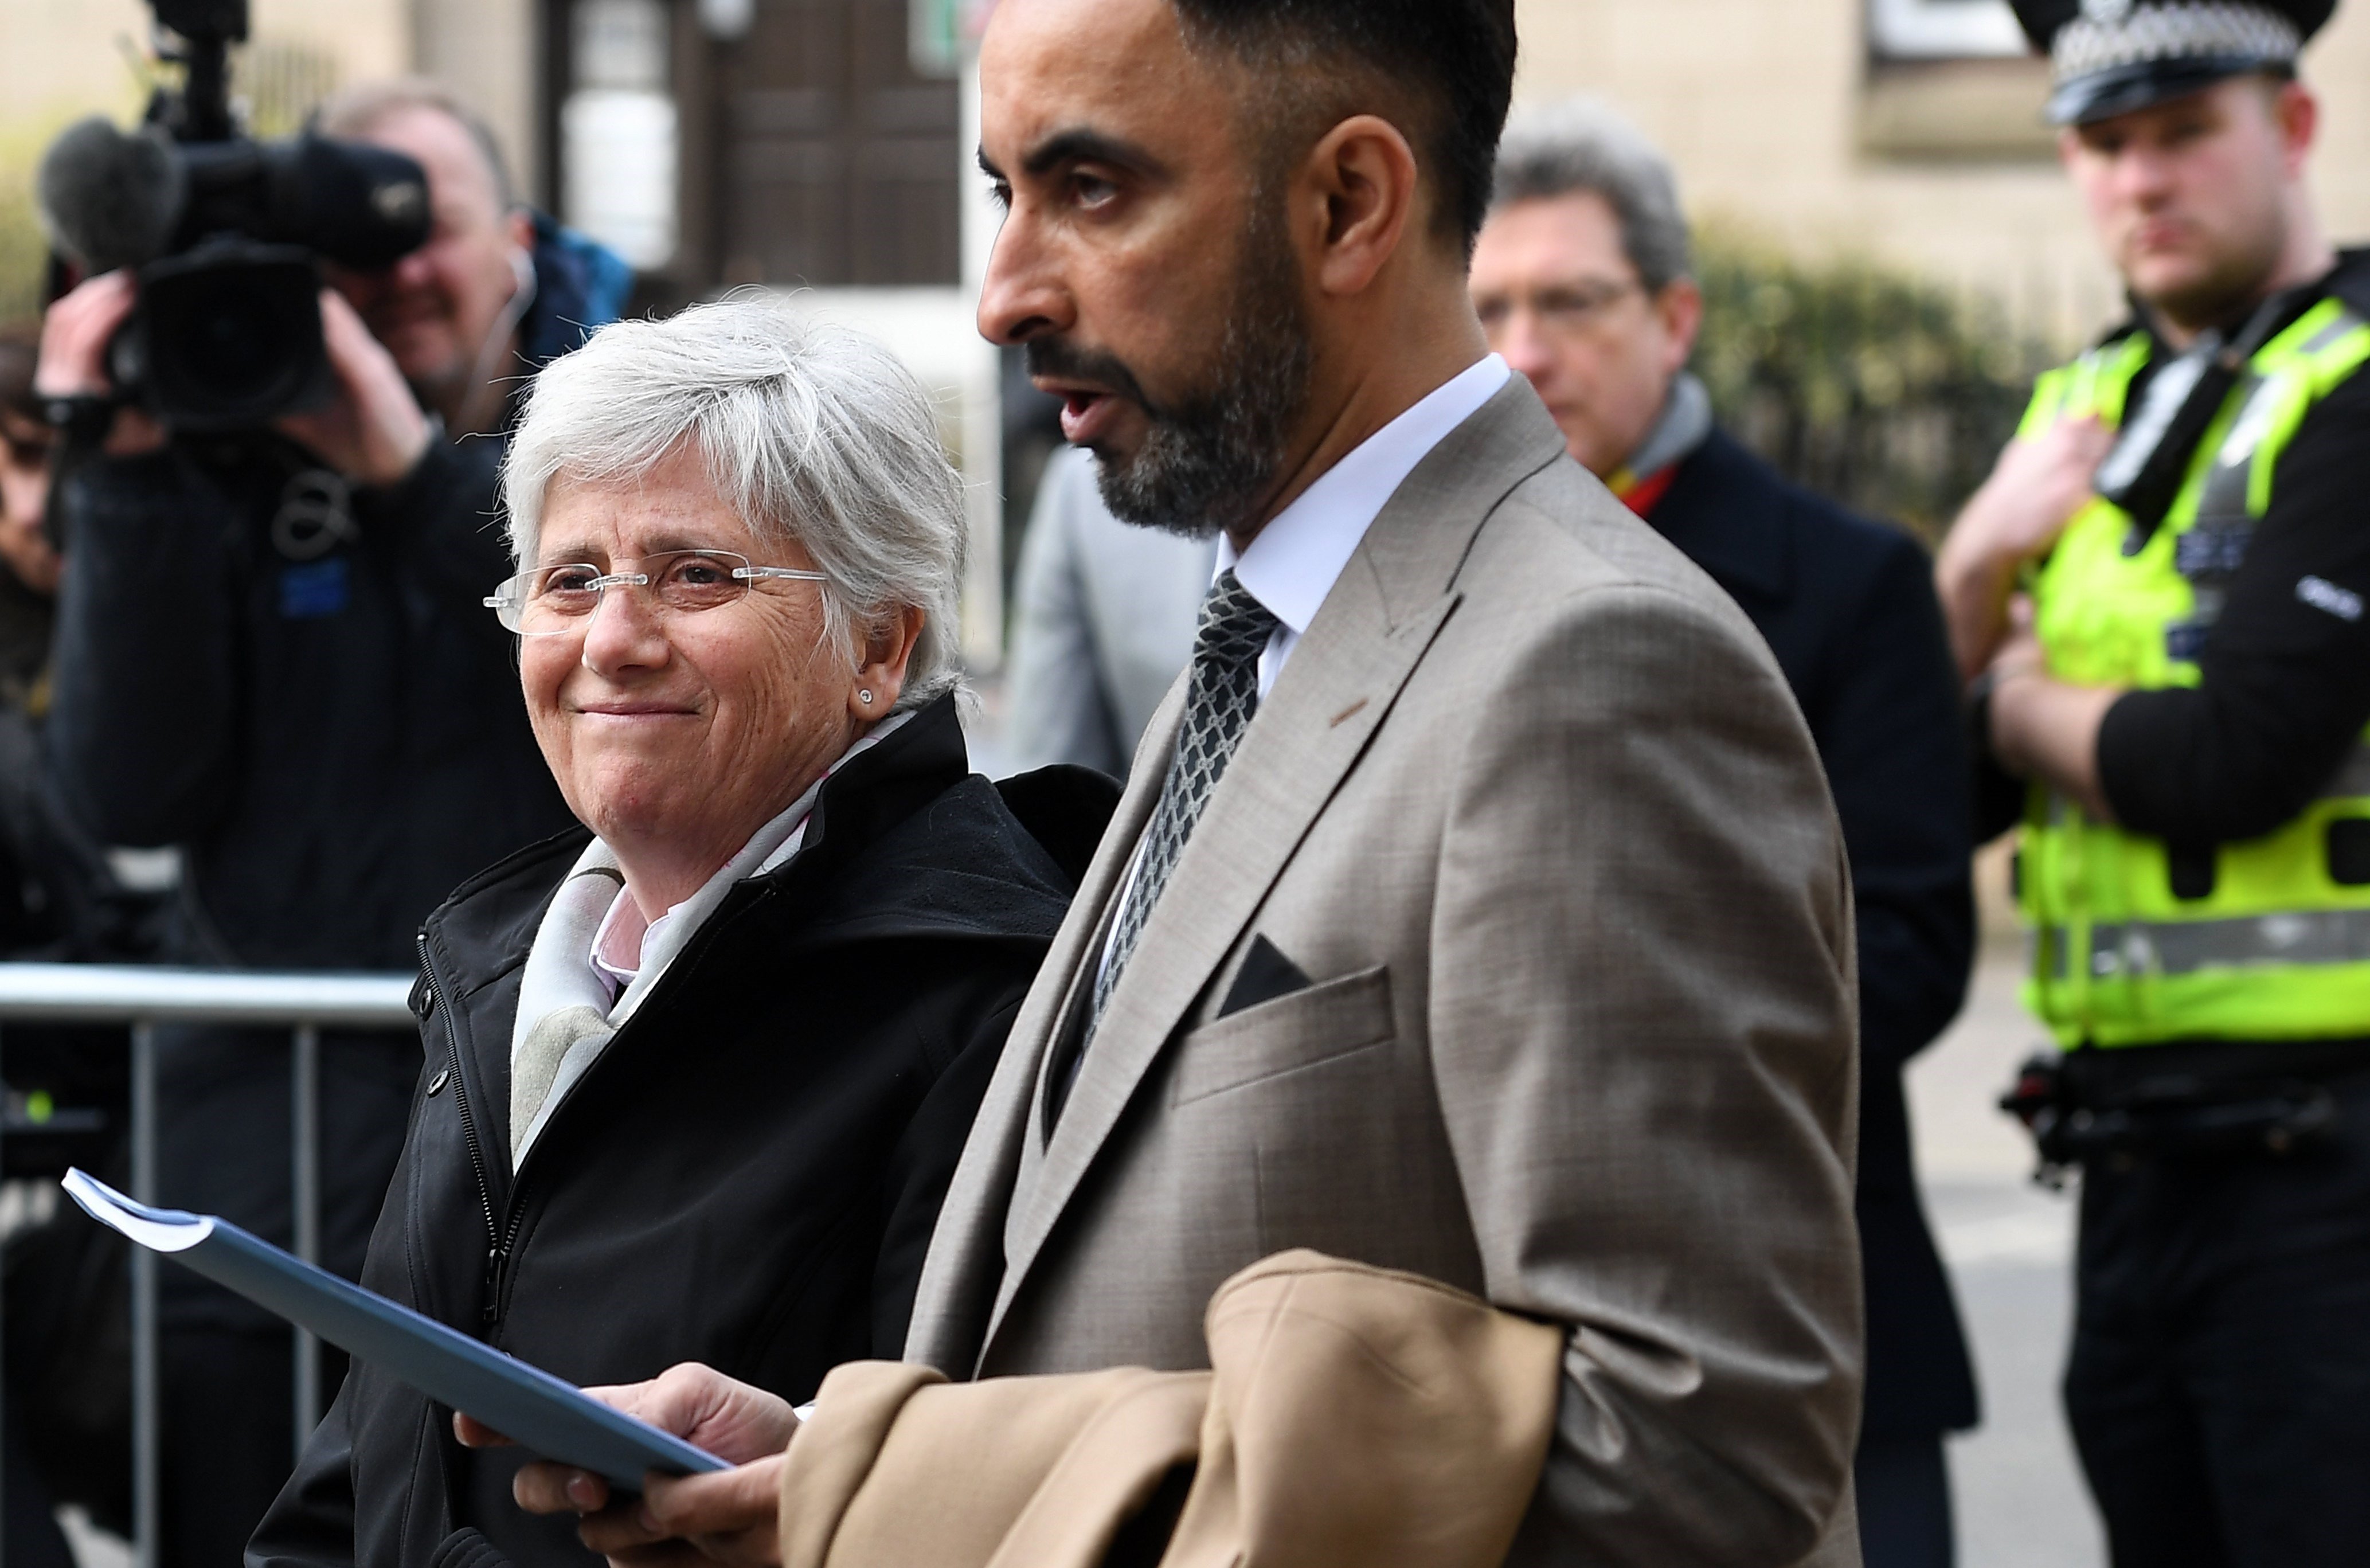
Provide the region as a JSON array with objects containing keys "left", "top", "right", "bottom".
[{"left": 32, "top": 80, "right": 623, "bottom": 1568}]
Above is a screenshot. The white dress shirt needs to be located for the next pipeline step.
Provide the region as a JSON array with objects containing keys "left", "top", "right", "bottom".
[{"left": 1217, "top": 354, "right": 1510, "bottom": 694}]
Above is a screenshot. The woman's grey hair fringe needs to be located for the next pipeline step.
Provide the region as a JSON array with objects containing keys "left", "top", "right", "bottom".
[
  {"left": 1492, "top": 97, "right": 1693, "bottom": 294},
  {"left": 502, "top": 295, "right": 969, "bottom": 711}
]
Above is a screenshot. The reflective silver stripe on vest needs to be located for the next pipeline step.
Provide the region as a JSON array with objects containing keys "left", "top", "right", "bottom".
[
  {"left": 2298, "top": 308, "right": 2368, "bottom": 357},
  {"left": 2082, "top": 909, "right": 2370, "bottom": 977},
  {"left": 2324, "top": 745, "right": 2370, "bottom": 800},
  {"left": 2189, "top": 307, "right": 2369, "bottom": 525},
  {"left": 2191, "top": 372, "right": 2273, "bottom": 526}
]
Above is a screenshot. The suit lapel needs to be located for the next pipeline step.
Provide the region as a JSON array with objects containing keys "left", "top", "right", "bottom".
[
  {"left": 1007, "top": 681, "right": 1187, "bottom": 1244},
  {"left": 903, "top": 675, "right": 1183, "bottom": 1373},
  {"left": 980, "top": 377, "right": 1571, "bottom": 1353}
]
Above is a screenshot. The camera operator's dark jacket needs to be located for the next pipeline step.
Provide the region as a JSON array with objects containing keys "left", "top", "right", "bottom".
[
  {"left": 41, "top": 224, "right": 628, "bottom": 1360},
  {"left": 47, "top": 425, "right": 567, "bottom": 965},
  {"left": 247, "top": 699, "right": 1113, "bottom": 1568}
]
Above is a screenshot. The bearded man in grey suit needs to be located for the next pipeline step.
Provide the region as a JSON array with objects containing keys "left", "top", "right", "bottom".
[{"left": 491, "top": 0, "right": 1866, "bottom": 1561}]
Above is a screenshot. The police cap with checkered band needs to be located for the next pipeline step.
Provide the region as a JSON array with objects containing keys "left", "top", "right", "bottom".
[{"left": 2011, "top": 0, "right": 2336, "bottom": 124}]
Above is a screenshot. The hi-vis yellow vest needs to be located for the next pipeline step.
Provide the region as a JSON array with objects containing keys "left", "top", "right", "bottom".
[{"left": 2018, "top": 298, "right": 2370, "bottom": 1049}]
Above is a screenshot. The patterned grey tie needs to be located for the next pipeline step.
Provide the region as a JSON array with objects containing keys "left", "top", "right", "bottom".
[{"left": 1086, "top": 569, "right": 1279, "bottom": 1039}]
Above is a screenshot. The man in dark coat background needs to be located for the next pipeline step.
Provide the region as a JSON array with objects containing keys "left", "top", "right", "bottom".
[{"left": 1471, "top": 99, "right": 1981, "bottom": 1568}]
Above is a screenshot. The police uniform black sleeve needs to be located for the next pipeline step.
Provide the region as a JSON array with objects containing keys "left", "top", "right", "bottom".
[{"left": 2095, "top": 363, "right": 2370, "bottom": 844}]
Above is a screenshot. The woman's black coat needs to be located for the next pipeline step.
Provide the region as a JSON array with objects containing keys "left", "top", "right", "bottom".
[{"left": 247, "top": 697, "right": 1111, "bottom": 1568}]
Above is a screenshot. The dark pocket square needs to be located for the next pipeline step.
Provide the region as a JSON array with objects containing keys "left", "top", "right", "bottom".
[{"left": 1219, "top": 934, "right": 1313, "bottom": 1018}]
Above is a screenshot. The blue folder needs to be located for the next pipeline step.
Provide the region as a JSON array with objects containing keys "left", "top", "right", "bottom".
[{"left": 62, "top": 1167, "right": 728, "bottom": 1489}]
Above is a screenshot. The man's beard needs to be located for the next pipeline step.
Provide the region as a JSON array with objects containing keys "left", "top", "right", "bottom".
[
  {"left": 1027, "top": 201, "right": 1312, "bottom": 540},
  {"left": 2132, "top": 214, "right": 2289, "bottom": 337}
]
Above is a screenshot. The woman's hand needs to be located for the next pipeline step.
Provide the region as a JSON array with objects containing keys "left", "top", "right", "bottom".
[
  {"left": 457, "top": 1362, "right": 800, "bottom": 1568},
  {"left": 578, "top": 1454, "right": 789, "bottom": 1568}
]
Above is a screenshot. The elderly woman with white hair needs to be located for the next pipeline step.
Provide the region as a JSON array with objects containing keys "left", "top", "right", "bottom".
[{"left": 248, "top": 298, "right": 1110, "bottom": 1568}]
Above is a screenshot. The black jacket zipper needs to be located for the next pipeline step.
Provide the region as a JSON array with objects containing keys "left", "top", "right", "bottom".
[
  {"left": 488, "top": 1192, "right": 533, "bottom": 1328},
  {"left": 417, "top": 930, "right": 507, "bottom": 1326},
  {"left": 424, "top": 879, "right": 782, "bottom": 1332}
]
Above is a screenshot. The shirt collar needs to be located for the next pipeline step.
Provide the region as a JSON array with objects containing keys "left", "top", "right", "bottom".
[
  {"left": 1217, "top": 355, "right": 1509, "bottom": 634},
  {"left": 585, "top": 709, "right": 913, "bottom": 1008}
]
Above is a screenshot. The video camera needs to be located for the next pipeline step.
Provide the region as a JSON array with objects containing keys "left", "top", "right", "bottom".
[{"left": 34, "top": 0, "right": 432, "bottom": 432}]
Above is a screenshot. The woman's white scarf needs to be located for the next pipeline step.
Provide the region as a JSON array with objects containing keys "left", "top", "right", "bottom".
[{"left": 505, "top": 711, "right": 910, "bottom": 1167}]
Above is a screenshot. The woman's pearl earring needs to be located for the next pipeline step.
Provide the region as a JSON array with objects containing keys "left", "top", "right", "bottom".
[{"left": 858, "top": 690, "right": 874, "bottom": 705}]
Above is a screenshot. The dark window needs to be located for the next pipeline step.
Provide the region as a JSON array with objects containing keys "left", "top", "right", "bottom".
[{"left": 708, "top": 0, "right": 960, "bottom": 287}]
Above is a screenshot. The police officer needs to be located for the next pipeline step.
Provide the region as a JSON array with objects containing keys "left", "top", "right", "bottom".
[{"left": 1939, "top": 4, "right": 2370, "bottom": 1563}]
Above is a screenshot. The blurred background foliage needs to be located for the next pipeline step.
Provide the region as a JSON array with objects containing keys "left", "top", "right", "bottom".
[
  {"left": 1695, "top": 225, "right": 2061, "bottom": 543},
  {"left": 0, "top": 124, "right": 54, "bottom": 326}
]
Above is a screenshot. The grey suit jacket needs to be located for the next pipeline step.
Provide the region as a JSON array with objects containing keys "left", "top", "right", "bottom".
[
  {"left": 910, "top": 380, "right": 1864, "bottom": 1565},
  {"left": 1005, "top": 447, "right": 1217, "bottom": 777}
]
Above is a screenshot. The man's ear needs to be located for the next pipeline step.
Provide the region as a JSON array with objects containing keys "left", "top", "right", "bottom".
[
  {"left": 1300, "top": 115, "right": 1422, "bottom": 300},
  {"left": 1655, "top": 277, "right": 1706, "bottom": 375},
  {"left": 2276, "top": 79, "right": 2319, "bottom": 176}
]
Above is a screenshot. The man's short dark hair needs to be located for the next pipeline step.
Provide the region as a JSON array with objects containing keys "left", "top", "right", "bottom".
[{"left": 1170, "top": 0, "right": 1519, "bottom": 255}]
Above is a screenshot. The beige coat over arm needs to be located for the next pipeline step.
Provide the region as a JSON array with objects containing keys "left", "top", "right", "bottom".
[
  {"left": 908, "top": 378, "right": 1866, "bottom": 1566},
  {"left": 777, "top": 1251, "right": 1566, "bottom": 1568}
]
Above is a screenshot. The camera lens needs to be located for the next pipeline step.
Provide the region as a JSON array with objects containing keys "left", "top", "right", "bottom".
[
  {"left": 155, "top": 268, "right": 311, "bottom": 408},
  {"left": 130, "top": 241, "right": 334, "bottom": 431}
]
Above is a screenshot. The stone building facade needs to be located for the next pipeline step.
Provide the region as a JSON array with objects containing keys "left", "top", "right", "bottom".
[{"left": 1516, "top": 0, "right": 2370, "bottom": 346}]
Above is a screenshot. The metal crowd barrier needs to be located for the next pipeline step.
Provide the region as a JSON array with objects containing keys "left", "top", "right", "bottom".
[{"left": 0, "top": 963, "right": 416, "bottom": 1568}]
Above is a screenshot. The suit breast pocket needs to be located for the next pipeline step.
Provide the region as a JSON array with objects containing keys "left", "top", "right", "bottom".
[{"left": 1169, "top": 963, "right": 1395, "bottom": 1106}]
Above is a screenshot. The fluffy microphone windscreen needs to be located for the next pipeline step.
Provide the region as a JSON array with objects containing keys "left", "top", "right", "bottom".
[{"left": 36, "top": 118, "right": 188, "bottom": 274}]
